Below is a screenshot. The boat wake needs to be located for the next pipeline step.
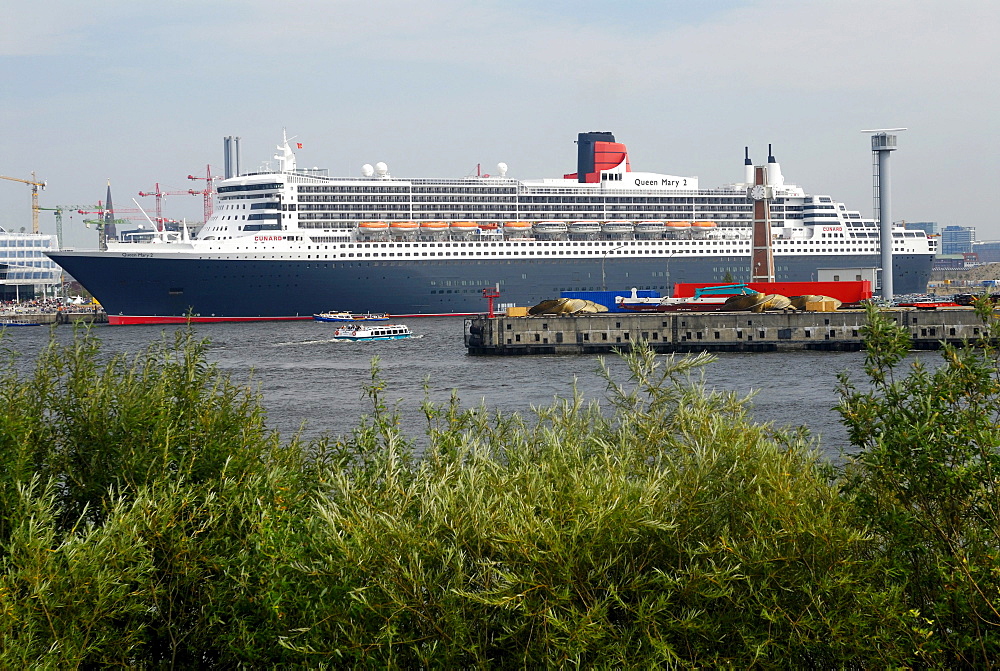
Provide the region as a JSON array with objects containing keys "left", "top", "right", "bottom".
[{"left": 272, "top": 338, "right": 338, "bottom": 346}]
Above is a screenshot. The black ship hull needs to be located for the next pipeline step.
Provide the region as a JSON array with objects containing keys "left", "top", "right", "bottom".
[{"left": 49, "top": 250, "right": 933, "bottom": 324}]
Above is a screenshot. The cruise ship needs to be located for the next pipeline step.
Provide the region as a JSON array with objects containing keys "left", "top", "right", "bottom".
[{"left": 47, "top": 131, "right": 936, "bottom": 324}]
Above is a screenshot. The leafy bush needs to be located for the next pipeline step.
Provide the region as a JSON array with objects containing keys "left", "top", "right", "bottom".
[
  {"left": 288, "top": 348, "right": 897, "bottom": 666},
  {"left": 838, "top": 302, "right": 1000, "bottom": 666},
  {"left": 0, "top": 324, "right": 941, "bottom": 666},
  {"left": 0, "top": 327, "right": 328, "bottom": 667}
]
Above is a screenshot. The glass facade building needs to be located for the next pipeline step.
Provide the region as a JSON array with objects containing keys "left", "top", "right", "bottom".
[
  {"left": 941, "top": 225, "right": 976, "bottom": 255},
  {"left": 0, "top": 232, "right": 62, "bottom": 300}
]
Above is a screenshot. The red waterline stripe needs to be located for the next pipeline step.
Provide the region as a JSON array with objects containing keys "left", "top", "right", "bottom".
[
  {"left": 108, "top": 315, "right": 314, "bottom": 325},
  {"left": 107, "top": 312, "right": 484, "bottom": 325}
]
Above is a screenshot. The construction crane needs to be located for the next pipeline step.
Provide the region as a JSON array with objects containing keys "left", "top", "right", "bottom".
[
  {"left": 77, "top": 204, "right": 131, "bottom": 252},
  {"left": 78, "top": 201, "right": 168, "bottom": 250},
  {"left": 36, "top": 205, "right": 99, "bottom": 249},
  {"left": 138, "top": 183, "right": 199, "bottom": 231},
  {"left": 77, "top": 205, "right": 158, "bottom": 222},
  {"left": 187, "top": 165, "right": 218, "bottom": 223},
  {"left": 0, "top": 172, "right": 47, "bottom": 233}
]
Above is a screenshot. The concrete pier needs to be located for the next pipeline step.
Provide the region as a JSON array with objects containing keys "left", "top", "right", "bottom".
[
  {"left": 464, "top": 309, "right": 986, "bottom": 355},
  {"left": 0, "top": 310, "right": 108, "bottom": 326}
]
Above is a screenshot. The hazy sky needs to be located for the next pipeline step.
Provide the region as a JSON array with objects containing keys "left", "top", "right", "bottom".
[{"left": 2, "top": 0, "right": 997, "bottom": 248}]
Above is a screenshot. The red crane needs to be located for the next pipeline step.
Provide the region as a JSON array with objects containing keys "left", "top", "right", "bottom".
[
  {"left": 77, "top": 203, "right": 167, "bottom": 225},
  {"left": 138, "top": 183, "right": 199, "bottom": 230},
  {"left": 187, "top": 164, "right": 218, "bottom": 223}
]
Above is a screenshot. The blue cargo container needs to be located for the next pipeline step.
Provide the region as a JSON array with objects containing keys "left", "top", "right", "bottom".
[{"left": 560, "top": 289, "right": 660, "bottom": 313}]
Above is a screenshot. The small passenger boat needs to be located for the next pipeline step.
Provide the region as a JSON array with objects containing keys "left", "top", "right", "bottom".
[
  {"left": 0, "top": 318, "right": 42, "bottom": 327},
  {"left": 313, "top": 311, "right": 390, "bottom": 322},
  {"left": 332, "top": 323, "right": 413, "bottom": 341}
]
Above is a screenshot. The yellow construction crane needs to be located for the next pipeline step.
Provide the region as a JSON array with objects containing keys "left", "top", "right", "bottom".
[{"left": 0, "top": 172, "right": 47, "bottom": 233}]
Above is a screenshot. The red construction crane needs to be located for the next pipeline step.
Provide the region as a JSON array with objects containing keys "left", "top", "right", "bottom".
[
  {"left": 77, "top": 203, "right": 165, "bottom": 225},
  {"left": 187, "top": 164, "right": 218, "bottom": 223},
  {"left": 138, "top": 183, "right": 199, "bottom": 231}
]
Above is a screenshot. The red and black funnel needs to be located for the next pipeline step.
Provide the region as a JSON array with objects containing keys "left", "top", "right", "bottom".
[{"left": 564, "top": 131, "right": 631, "bottom": 183}]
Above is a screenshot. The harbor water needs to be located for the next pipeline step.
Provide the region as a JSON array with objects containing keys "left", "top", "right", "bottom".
[{"left": 0, "top": 317, "right": 892, "bottom": 457}]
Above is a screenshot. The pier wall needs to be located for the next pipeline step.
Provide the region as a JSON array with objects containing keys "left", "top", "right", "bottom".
[
  {"left": 0, "top": 311, "right": 108, "bottom": 326},
  {"left": 465, "top": 309, "right": 986, "bottom": 355}
]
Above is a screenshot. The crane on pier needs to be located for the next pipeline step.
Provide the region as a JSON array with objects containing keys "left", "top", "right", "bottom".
[
  {"left": 0, "top": 172, "right": 47, "bottom": 233},
  {"left": 187, "top": 165, "right": 218, "bottom": 222}
]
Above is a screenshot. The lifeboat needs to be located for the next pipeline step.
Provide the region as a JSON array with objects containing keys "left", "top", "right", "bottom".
[
  {"left": 358, "top": 220, "right": 389, "bottom": 231},
  {"left": 503, "top": 221, "right": 533, "bottom": 234},
  {"left": 419, "top": 221, "right": 449, "bottom": 232},
  {"left": 602, "top": 220, "right": 634, "bottom": 235},
  {"left": 635, "top": 220, "right": 665, "bottom": 234},
  {"left": 449, "top": 221, "right": 478, "bottom": 233},
  {"left": 692, "top": 220, "right": 717, "bottom": 228},
  {"left": 569, "top": 220, "right": 601, "bottom": 235},
  {"left": 533, "top": 220, "right": 569, "bottom": 236},
  {"left": 666, "top": 221, "right": 692, "bottom": 229},
  {"left": 389, "top": 221, "right": 418, "bottom": 233}
]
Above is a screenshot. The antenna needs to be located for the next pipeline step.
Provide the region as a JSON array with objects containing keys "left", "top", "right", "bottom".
[{"left": 131, "top": 197, "right": 158, "bottom": 228}]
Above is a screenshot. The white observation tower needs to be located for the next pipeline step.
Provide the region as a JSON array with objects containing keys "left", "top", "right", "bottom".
[{"left": 864, "top": 128, "right": 906, "bottom": 300}]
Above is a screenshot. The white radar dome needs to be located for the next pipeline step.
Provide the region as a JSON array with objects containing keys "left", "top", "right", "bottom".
[
  {"left": 375, "top": 162, "right": 389, "bottom": 176},
  {"left": 361, "top": 164, "right": 375, "bottom": 177},
  {"left": 497, "top": 162, "right": 508, "bottom": 177}
]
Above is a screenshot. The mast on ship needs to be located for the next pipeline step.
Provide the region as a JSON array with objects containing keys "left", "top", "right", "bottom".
[{"left": 274, "top": 129, "right": 297, "bottom": 173}]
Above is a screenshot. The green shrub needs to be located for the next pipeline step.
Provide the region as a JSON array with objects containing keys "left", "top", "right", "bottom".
[
  {"left": 838, "top": 302, "right": 1000, "bottom": 666},
  {"left": 0, "top": 326, "right": 916, "bottom": 667},
  {"left": 288, "top": 346, "right": 898, "bottom": 667},
  {"left": 0, "top": 326, "right": 331, "bottom": 667}
]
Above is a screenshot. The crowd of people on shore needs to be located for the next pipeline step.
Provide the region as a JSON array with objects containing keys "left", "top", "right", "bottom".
[{"left": 0, "top": 297, "right": 97, "bottom": 314}]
